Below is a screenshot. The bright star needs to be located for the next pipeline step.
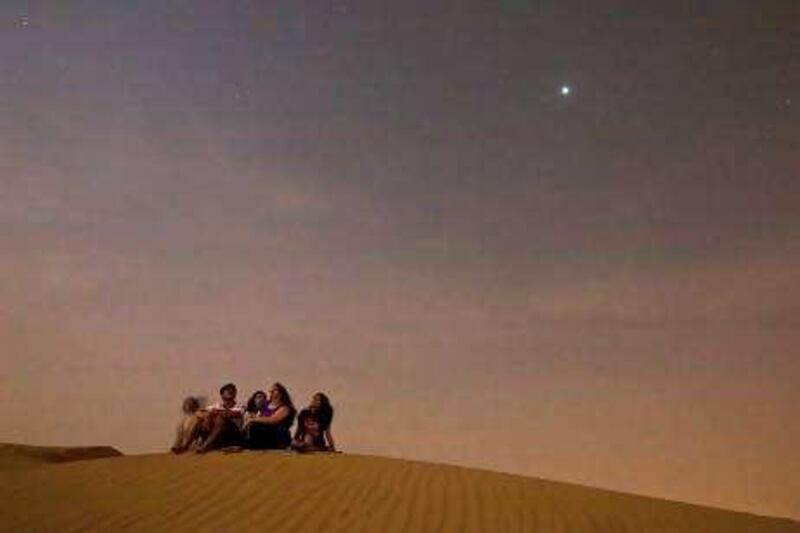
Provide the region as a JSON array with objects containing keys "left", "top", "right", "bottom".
[{"left": 560, "top": 85, "right": 571, "bottom": 96}]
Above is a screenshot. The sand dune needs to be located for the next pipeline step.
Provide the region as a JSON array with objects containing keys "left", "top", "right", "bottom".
[
  {"left": 1, "top": 446, "right": 797, "bottom": 532},
  {"left": 0, "top": 442, "right": 122, "bottom": 469}
]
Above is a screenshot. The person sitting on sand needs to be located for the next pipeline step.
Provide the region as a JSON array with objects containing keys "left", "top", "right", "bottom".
[
  {"left": 172, "top": 383, "right": 244, "bottom": 454},
  {"left": 243, "top": 382, "right": 296, "bottom": 450},
  {"left": 198, "top": 382, "right": 246, "bottom": 453},
  {"left": 291, "top": 392, "right": 336, "bottom": 453},
  {"left": 170, "top": 396, "right": 202, "bottom": 453},
  {"left": 243, "top": 390, "right": 270, "bottom": 425}
]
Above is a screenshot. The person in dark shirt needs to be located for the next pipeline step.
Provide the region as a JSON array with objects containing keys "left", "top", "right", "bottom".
[
  {"left": 242, "top": 382, "right": 296, "bottom": 449},
  {"left": 291, "top": 392, "right": 336, "bottom": 453}
]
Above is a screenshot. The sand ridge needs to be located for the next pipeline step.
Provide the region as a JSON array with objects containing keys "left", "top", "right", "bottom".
[
  {"left": 1, "top": 448, "right": 798, "bottom": 532},
  {"left": 0, "top": 442, "right": 123, "bottom": 469}
]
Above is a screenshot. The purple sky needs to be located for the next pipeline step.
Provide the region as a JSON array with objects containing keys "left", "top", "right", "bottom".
[{"left": 1, "top": 0, "right": 798, "bottom": 519}]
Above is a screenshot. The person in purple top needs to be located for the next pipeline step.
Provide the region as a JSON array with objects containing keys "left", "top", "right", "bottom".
[{"left": 243, "top": 390, "right": 271, "bottom": 420}]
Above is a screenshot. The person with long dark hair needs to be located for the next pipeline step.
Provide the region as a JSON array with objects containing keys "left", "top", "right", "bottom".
[
  {"left": 291, "top": 392, "right": 336, "bottom": 453},
  {"left": 243, "top": 390, "right": 269, "bottom": 421},
  {"left": 243, "top": 382, "right": 296, "bottom": 449}
]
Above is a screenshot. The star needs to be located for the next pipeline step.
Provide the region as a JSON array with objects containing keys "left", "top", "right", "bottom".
[{"left": 560, "top": 85, "right": 572, "bottom": 96}]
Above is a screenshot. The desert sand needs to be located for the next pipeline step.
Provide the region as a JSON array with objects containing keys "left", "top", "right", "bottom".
[
  {"left": 1, "top": 443, "right": 797, "bottom": 532},
  {"left": 0, "top": 443, "right": 122, "bottom": 469}
]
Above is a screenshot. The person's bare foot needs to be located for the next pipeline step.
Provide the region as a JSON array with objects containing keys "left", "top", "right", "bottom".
[{"left": 192, "top": 440, "right": 212, "bottom": 454}]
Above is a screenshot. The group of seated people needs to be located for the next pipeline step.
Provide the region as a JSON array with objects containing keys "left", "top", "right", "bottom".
[{"left": 170, "top": 382, "right": 336, "bottom": 454}]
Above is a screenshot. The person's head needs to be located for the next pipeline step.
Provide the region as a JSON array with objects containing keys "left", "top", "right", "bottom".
[
  {"left": 310, "top": 392, "right": 333, "bottom": 430},
  {"left": 182, "top": 396, "right": 200, "bottom": 415},
  {"left": 219, "top": 383, "right": 237, "bottom": 402},
  {"left": 268, "top": 382, "right": 295, "bottom": 411},
  {"left": 310, "top": 392, "right": 331, "bottom": 411},
  {"left": 246, "top": 390, "right": 267, "bottom": 413}
]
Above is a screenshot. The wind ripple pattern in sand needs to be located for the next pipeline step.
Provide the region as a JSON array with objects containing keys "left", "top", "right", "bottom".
[{"left": 1, "top": 450, "right": 798, "bottom": 532}]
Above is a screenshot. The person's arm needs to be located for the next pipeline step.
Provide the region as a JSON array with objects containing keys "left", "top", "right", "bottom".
[
  {"left": 203, "top": 404, "right": 221, "bottom": 414},
  {"left": 247, "top": 405, "right": 290, "bottom": 425},
  {"left": 325, "top": 428, "right": 336, "bottom": 451},
  {"left": 293, "top": 418, "right": 304, "bottom": 441},
  {"left": 172, "top": 422, "right": 184, "bottom": 449}
]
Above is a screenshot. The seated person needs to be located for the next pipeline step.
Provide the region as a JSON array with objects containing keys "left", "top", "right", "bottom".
[
  {"left": 243, "top": 382, "right": 296, "bottom": 450},
  {"left": 243, "top": 390, "right": 270, "bottom": 423},
  {"left": 173, "top": 383, "right": 244, "bottom": 454},
  {"left": 171, "top": 396, "right": 202, "bottom": 453},
  {"left": 291, "top": 392, "right": 336, "bottom": 453}
]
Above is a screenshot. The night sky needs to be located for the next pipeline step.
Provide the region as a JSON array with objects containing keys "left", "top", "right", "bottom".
[{"left": 2, "top": 0, "right": 798, "bottom": 519}]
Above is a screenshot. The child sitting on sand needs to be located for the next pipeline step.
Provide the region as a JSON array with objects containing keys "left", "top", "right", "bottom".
[
  {"left": 291, "top": 392, "right": 336, "bottom": 453},
  {"left": 243, "top": 390, "right": 271, "bottom": 425}
]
